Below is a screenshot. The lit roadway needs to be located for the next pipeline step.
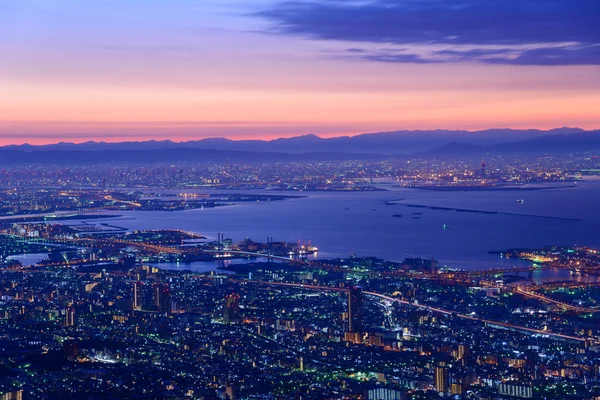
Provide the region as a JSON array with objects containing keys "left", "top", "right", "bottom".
[
  {"left": 0, "top": 208, "right": 114, "bottom": 222},
  {"left": 514, "top": 286, "right": 598, "bottom": 314},
  {"left": 364, "top": 291, "right": 588, "bottom": 343},
  {"left": 204, "top": 250, "right": 300, "bottom": 263},
  {"left": 239, "top": 280, "right": 588, "bottom": 343}
]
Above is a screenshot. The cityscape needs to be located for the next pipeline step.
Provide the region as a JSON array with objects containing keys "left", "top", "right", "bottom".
[
  {"left": 1, "top": 160, "right": 600, "bottom": 399},
  {"left": 2, "top": 0, "right": 600, "bottom": 399}
]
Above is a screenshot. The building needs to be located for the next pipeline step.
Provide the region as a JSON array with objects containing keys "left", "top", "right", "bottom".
[
  {"left": 0, "top": 390, "right": 23, "bottom": 400},
  {"left": 435, "top": 367, "right": 448, "bottom": 393},
  {"left": 154, "top": 283, "right": 172, "bottom": 314},
  {"left": 498, "top": 383, "right": 533, "bottom": 398},
  {"left": 457, "top": 343, "right": 469, "bottom": 360},
  {"left": 64, "top": 307, "right": 75, "bottom": 327},
  {"left": 223, "top": 293, "right": 240, "bottom": 323},
  {"left": 225, "top": 382, "right": 236, "bottom": 400},
  {"left": 450, "top": 383, "right": 463, "bottom": 396},
  {"left": 133, "top": 282, "right": 143, "bottom": 310},
  {"left": 348, "top": 286, "right": 364, "bottom": 332},
  {"left": 366, "top": 387, "right": 405, "bottom": 400}
]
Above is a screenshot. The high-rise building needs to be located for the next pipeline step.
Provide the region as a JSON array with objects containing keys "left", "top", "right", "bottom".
[
  {"left": 223, "top": 293, "right": 240, "bottom": 323},
  {"left": 153, "top": 284, "right": 161, "bottom": 311},
  {"left": 154, "top": 283, "right": 172, "bottom": 314},
  {"left": 348, "top": 286, "right": 364, "bottom": 332},
  {"left": 366, "top": 388, "right": 405, "bottom": 400},
  {"left": 457, "top": 343, "right": 469, "bottom": 360},
  {"left": 481, "top": 161, "right": 487, "bottom": 178},
  {"left": 498, "top": 383, "right": 533, "bottom": 398},
  {"left": 225, "top": 382, "right": 235, "bottom": 400},
  {"left": 435, "top": 367, "right": 448, "bottom": 393},
  {"left": 133, "top": 282, "right": 143, "bottom": 310},
  {"left": 0, "top": 389, "right": 23, "bottom": 400},
  {"left": 450, "top": 383, "right": 463, "bottom": 396},
  {"left": 64, "top": 307, "right": 75, "bottom": 327}
]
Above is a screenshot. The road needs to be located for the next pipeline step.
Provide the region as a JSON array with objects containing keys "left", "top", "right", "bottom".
[
  {"left": 514, "top": 286, "right": 598, "bottom": 314},
  {"left": 239, "top": 279, "right": 588, "bottom": 343}
]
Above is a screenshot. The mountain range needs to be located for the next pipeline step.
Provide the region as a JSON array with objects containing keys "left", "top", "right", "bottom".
[{"left": 0, "top": 127, "right": 598, "bottom": 165}]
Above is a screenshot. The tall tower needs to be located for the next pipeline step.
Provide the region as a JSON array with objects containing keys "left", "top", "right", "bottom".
[
  {"left": 481, "top": 161, "right": 487, "bottom": 179},
  {"left": 223, "top": 293, "right": 241, "bottom": 323},
  {"left": 347, "top": 286, "right": 364, "bottom": 333}
]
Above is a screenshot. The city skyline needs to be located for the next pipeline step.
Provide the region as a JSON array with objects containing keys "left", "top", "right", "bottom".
[
  {"left": 2, "top": 2, "right": 600, "bottom": 398},
  {"left": 2, "top": 0, "right": 599, "bottom": 145}
]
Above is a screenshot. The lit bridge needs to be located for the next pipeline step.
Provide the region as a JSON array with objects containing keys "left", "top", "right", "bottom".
[{"left": 514, "top": 286, "right": 598, "bottom": 314}]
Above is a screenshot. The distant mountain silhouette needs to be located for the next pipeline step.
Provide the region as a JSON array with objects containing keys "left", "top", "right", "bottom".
[
  {"left": 2, "top": 127, "right": 588, "bottom": 155},
  {"left": 0, "top": 128, "right": 598, "bottom": 165},
  {"left": 425, "top": 130, "right": 600, "bottom": 156},
  {"left": 492, "top": 130, "right": 600, "bottom": 153},
  {"left": 422, "top": 142, "right": 486, "bottom": 156}
]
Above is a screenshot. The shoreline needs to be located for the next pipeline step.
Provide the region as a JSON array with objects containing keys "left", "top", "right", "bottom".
[{"left": 406, "top": 184, "right": 577, "bottom": 192}]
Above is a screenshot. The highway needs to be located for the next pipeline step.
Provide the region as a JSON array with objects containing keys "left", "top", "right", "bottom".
[
  {"left": 239, "top": 279, "right": 588, "bottom": 343},
  {"left": 364, "top": 290, "right": 588, "bottom": 343},
  {"left": 0, "top": 208, "right": 114, "bottom": 222},
  {"left": 514, "top": 286, "right": 598, "bottom": 314}
]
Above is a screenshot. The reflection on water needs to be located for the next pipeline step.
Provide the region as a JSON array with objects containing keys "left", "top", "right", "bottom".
[
  {"left": 7, "top": 253, "right": 48, "bottom": 266},
  {"left": 531, "top": 269, "right": 600, "bottom": 285},
  {"left": 148, "top": 257, "right": 267, "bottom": 274}
]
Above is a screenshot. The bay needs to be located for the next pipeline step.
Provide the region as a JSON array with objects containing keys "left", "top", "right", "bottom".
[{"left": 87, "top": 180, "right": 600, "bottom": 272}]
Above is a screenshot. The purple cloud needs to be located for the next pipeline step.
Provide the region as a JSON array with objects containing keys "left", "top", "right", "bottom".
[{"left": 260, "top": 0, "right": 600, "bottom": 65}]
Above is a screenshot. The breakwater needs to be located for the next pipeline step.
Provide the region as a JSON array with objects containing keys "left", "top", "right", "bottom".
[{"left": 396, "top": 203, "right": 583, "bottom": 221}]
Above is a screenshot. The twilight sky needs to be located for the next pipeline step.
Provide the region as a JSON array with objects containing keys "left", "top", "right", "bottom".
[{"left": 1, "top": 0, "right": 599, "bottom": 144}]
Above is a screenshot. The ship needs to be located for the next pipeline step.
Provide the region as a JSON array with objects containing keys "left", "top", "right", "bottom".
[{"left": 516, "top": 199, "right": 525, "bottom": 203}]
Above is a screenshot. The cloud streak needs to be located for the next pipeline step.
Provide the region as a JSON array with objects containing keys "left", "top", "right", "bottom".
[{"left": 340, "top": 44, "right": 600, "bottom": 66}]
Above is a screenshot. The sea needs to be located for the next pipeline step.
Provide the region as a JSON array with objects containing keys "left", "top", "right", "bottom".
[
  {"left": 60, "top": 179, "right": 599, "bottom": 275},
  {"left": 25, "top": 179, "right": 600, "bottom": 283}
]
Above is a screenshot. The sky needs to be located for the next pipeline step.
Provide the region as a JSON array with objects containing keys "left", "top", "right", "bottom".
[{"left": 1, "top": 0, "right": 599, "bottom": 145}]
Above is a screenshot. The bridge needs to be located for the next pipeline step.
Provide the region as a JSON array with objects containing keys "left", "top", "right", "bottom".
[
  {"left": 204, "top": 250, "right": 347, "bottom": 272},
  {"left": 514, "top": 286, "right": 598, "bottom": 314}
]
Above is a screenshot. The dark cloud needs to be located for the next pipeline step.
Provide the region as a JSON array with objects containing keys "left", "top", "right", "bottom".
[
  {"left": 345, "top": 48, "right": 367, "bottom": 53},
  {"left": 435, "top": 49, "right": 516, "bottom": 58},
  {"left": 260, "top": 0, "right": 600, "bottom": 65},
  {"left": 361, "top": 53, "right": 443, "bottom": 64}
]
